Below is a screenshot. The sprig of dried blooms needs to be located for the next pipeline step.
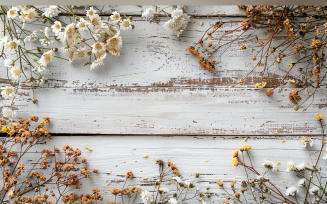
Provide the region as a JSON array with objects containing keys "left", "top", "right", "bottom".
[
  {"left": 0, "top": 5, "right": 134, "bottom": 117},
  {"left": 224, "top": 113, "right": 326, "bottom": 203},
  {"left": 141, "top": 5, "right": 190, "bottom": 37},
  {"left": 0, "top": 116, "right": 99, "bottom": 203},
  {"left": 108, "top": 159, "right": 205, "bottom": 204},
  {"left": 188, "top": 5, "right": 327, "bottom": 111}
]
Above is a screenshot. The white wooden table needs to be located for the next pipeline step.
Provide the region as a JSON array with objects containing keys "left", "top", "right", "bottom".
[{"left": 1, "top": 5, "right": 326, "bottom": 203}]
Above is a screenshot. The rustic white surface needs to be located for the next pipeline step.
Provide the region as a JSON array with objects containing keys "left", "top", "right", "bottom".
[
  {"left": 1, "top": 5, "right": 327, "bottom": 204},
  {"left": 0, "top": 11, "right": 326, "bottom": 135},
  {"left": 6, "top": 135, "right": 326, "bottom": 203}
]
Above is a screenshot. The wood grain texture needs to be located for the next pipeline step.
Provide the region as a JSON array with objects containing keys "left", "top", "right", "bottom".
[
  {"left": 0, "top": 6, "right": 326, "bottom": 135},
  {"left": 2, "top": 135, "right": 325, "bottom": 203}
]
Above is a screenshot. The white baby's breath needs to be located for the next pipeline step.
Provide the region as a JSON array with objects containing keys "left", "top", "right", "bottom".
[
  {"left": 20, "top": 7, "right": 38, "bottom": 22},
  {"left": 301, "top": 136, "right": 313, "bottom": 147},
  {"left": 298, "top": 178, "right": 305, "bottom": 186},
  {"left": 77, "top": 18, "right": 89, "bottom": 31},
  {"left": 140, "top": 191, "right": 153, "bottom": 204},
  {"left": 4, "top": 59, "right": 15, "bottom": 67},
  {"left": 90, "top": 59, "right": 104, "bottom": 70},
  {"left": 88, "top": 14, "right": 103, "bottom": 30},
  {"left": 285, "top": 187, "right": 298, "bottom": 196},
  {"left": 286, "top": 161, "right": 295, "bottom": 171},
  {"left": 263, "top": 159, "right": 277, "bottom": 171},
  {"left": 121, "top": 19, "right": 132, "bottom": 30},
  {"left": 110, "top": 11, "right": 121, "bottom": 22},
  {"left": 43, "top": 5, "right": 61, "bottom": 18},
  {"left": 5, "top": 39, "right": 21, "bottom": 52},
  {"left": 86, "top": 6, "right": 97, "bottom": 17},
  {"left": 39, "top": 50, "right": 54, "bottom": 67},
  {"left": 2, "top": 107, "right": 17, "bottom": 118},
  {"left": 142, "top": 7, "right": 156, "bottom": 20},
  {"left": 51, "top": 21, "right": 62, "bottom": 34}
]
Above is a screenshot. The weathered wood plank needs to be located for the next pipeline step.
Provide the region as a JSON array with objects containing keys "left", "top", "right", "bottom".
[
  {"left": 2, "top": 136, "right": 325, "bottom": 203},
  {"left": 0, "top": 17, "right": 325, "bottom": 135}
]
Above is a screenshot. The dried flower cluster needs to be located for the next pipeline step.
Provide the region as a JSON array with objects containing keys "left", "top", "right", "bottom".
[
  {"left": 0, "top": 115, "right": 101, "bottom": 203},
  {"left": 224, "top": 113, "right": 326, "bottom": 203},
  {"left": 188, "top": 5, "right": 327, "bottom": 111},
  {"left": 1, "top": 5, "right": 135, "bottom": 117}
]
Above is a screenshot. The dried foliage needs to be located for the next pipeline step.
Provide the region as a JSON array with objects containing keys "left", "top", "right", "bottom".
[
  {"left": 0, "top": 116, "right": 99, "bottom": 203},
  {"left": 188, "top": 5, "right": 327, "bottom": 110}
]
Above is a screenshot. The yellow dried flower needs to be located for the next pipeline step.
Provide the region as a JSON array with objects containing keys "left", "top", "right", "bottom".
[
  {"left": 254, "top": 82, "right": 267, "bottom": 88},
  {"left": 1, "top": 126, "right": 7, "bottom": 133},
  {"left": 217, "top": 180, "right": 223, "bottom": 186},
  {"left": 240, "top": 144, "right": 251, "bottom": 151},
  {"left": 232, "top": 157, "right": 239, "bottom": 167},
  {"left": 143, "top": 155, "right": 148, "bottom": 158},
  {"left": 316, "top": 113, "right": 324, "bottom": 121}
]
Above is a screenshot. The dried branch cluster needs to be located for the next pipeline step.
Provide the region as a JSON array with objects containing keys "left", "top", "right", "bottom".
[{"left": 188, "top": 5, "right": 327, "bottom": 111}]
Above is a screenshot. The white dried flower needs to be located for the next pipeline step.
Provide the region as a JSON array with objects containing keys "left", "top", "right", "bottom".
[
  {"left": 0, "top": 36, "right": 9, "bottom": 46},
  {"left": 106, "top": 32, "right": 122, "bottom": 55},
  {"left": 7, "top": 7, "right": 19, "bottom": 19},
  {"left": 92, "top": 42, "right": 105, "bottom": 54},
  {"left": 4, "top": 59, "right": 15, "bottom": 67},
  {"left": 285, "top": 187, "right": 298, "bottom": 196},
  {"left": 44, "top": 27, "right": 51, "bottom": 38},
  {"left": 74, "top": 46, "right": 88, "bottom": 60},
  {"left": 142, "top": 7, "right": 155, "bottom": 20},
  {"left": 51, "top": 21, "right": 62, "bottom": 34},
  {"left": 110, "top": 11, "right": 121, "bottom": 22},
  {"left": 121, "top": 19, "right": 132, "bottom": 30},
  {"left": 2, "top": 107, "right": 16, "bottom": 118},
  {"left": 36, "top": 76, "right": 47, "bottom": 86},
  {"left": 90, "top": 59, "right": 104, "bottom": 70},
  {"left": 163, "top": 8, "right": 189, "bottom": 37},
  {"left": 20, "top": 7, "right": 38, "bottom": 22},
  {"left": 263, "top": 159, "right": 277, "bottom": 171},
  {"left": 40, "top": 38, "right": 54, "bottom": 47},
  {"left": 43, "top": 5, "right": 61, "bottom": 18},
  {"left": 168, "top": 198, "right": 178, "bottom": 204},
  {"left": 24, "top": 30, "right": 39, "bottom": 42},
  {"left": 298, "top": 178, "right": 305, "bottom": 186},
  {"left": 9, "top": 66, "right": 22, "bottom": 81},
  {"left": 60, "top": 46, "right": 74, "bottom": 53},
  {"left": 301, "top": 137, "right": 313, "bottom": 147},
  {"left": 1, "top": 86, "right": 15, "bottom": 99},
  {"left": 33, "top": 64, "right": 45, "bottom": 72},
  {"left": 309, "top": 186, "right": 320, "bottom": 195},
  {"left": 77, "top": 17, "right": 89, "bottom": 31},
  {"left": 5, "top": 39, "right": 21, "bottom": 52},
  {"left": 39, "top": 50, "right": 53, "bottom": 67},
  {"left": 57, "top": 23, "right": 79, "bottom": 46},
  {"left": 295, "top": 162, "right": 306, "bottom": 171},
  {"left": 140, "top": 190, "right": 153, "bottom": 204},
  {"left": 173, "top": 176, "right": 182, "bottom": 183},
  {"left": 88, "top": 14, "right": 103, "bottom": 30},
  {"left": 286, "top": 161, "right": 295, "bottom": 171},
  {"left": 86, "top": 6, "right": 97, "bottom": 17}
]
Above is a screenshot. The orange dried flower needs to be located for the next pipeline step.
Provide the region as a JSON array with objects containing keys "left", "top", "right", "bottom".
[
  {"left": 187, "top": 46, "right": 200, "bottom": 56},
  {"left": 266, "top": 89, "right": 274, "bottom": 97},
  {"left": 289, "top": 89, "right": 301, "bottom": 103}
]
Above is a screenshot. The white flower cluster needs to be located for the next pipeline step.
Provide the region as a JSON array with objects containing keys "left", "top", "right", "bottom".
[{"left": 163, "top": 6, "right": 190, "bottom": 37}]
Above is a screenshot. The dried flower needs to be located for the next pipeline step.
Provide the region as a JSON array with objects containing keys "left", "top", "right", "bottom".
[
  {"left": 316, "top": 113, "right": 324, "bottom": 121},
  {"left": 286, "top": 187, "right": 298, "bottom": 196},
  {"left": 301, "top": 137, "right": 313, "bottom": 148}
]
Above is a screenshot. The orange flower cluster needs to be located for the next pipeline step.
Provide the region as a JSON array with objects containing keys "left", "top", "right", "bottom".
[{"left": 168, "top": 161, "right": 180, "bottom": 175}]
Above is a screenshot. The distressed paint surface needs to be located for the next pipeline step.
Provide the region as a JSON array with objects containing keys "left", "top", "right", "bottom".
[
  {"left": 2, "top": 135, "right": 325, "bottom": 203},
  {"left": 0, "top": 6, "right": 326, "bottom": 135}
]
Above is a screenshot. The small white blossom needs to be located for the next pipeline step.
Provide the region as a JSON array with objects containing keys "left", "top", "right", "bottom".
[
  {"left": 24, "top": 31, "right": 39, "bottom": 42},
  {"left": 86, "top": 6, "right": 97, "bottom": 17},
  {"left": 4, "top": 59, "right": 15, "bottom": 67},
  {"left": 33, "top": 64, "right": 46, "bottom": 72},
  {"left": 88, "top": 14, "right": 103, "bottom": 30},
  {"left": 140, "top": 191, "right": 153, "bottom": 204},
  {"left": 5, "top": 39, "right": 21, "bottom": 52},
  {"left": 44, "top": 27, "right": 51, "bottom": 38},
  {"left": 43, "top": 5, "right": 61, "bottom": 18},
  {"left": 92, "top": 42, "right": 105, "bottom": 53},
  {"left": 40, "top": 38, "right": 54, "bottom": 47},
  {"left": 51, "top": 21, "right": 62, "bottom": 34},
  {"left": 286, "top": 161, "right": 295, "bottom": 171},
  {"left": 36, "top": 76, "right": 47, "bottom": 86},
  {"left": 39, "top": 50, "right": 53, "bottom": 67},
  {"left": 2, "top": 107, "right": 17, "bottom": 118},
  {"left": 0, "top": 36, "right": 9, "bottom": 46},
  {"left": 142, "top": 7, "right": 155, "bottom": 20},
  {"left": 309, "top": 186, "right": 320, "bottom": 195},
  {"left": 90, "top": 59, "right": 104, "bottom": 70},
  {"left": 295, "top": 162, "right": 306, "bottom": 171},
  {"left": 285, "top": 187, "right": 298, "bottom": 196},
  {"left": 20, "top": 7, "right": 38, "bottom": 22},
  {"left": 173, "top": 176, "right": 182, "bottom": 183},
  {"left": 9, "top": 66, "right": 22, "bottom": 81},
  {"left": 7, "top": 7, "right": 19, "bottom": 19},
  {"left": 301, "top": 137, "right": 313, "bottom": 147},
  {"left": 57, "top": 23, "right": 79, "bottom": 46},
  {"left": 184, "top": 181, "right": 190, "bottom": 186},
  {"left": 74, "top": 46, "right": 88, "bottom": 60},
  {"left": 77, "top": 18, "right": 89, "bottom": 31},
  {"left": 163, "top": 8, "right": 189, "bottom": 37},
  {"left": 298, "top": 178, "right": 305, "bottom": 186},
  {"left": 121, "top": 19, "right": 132, "bottom": 30},
  {"left": 168, "top": 198, "right": 177, "bottom": 204},
  {"left": 110, "top": 11, "right": 121, "bottom": 22},
  {"left": 60, "top": 46, "right": 74, "bottom": 53},
  {"left": 263, "top": 159, "right": 277, "bottom": 171},
  {"left": 1, "top": 86, "right": 15, "bottom": 99}
]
